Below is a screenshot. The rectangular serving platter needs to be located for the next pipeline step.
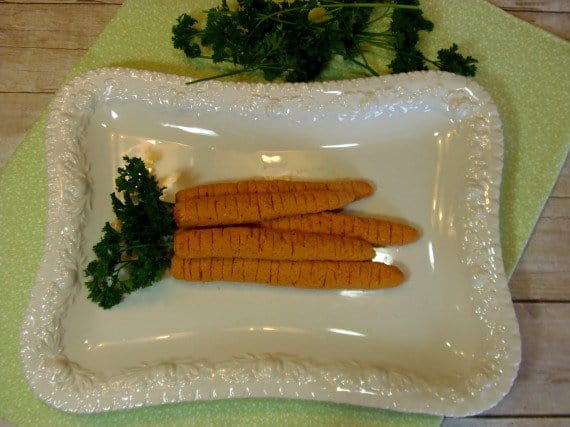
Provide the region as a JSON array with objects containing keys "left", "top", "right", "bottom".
[{"left": 20, "top": 67, "right": 520, "bottom": 416}]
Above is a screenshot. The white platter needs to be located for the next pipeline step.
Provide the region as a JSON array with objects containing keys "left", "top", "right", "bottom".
[{"left": 20, "top": 67, "right": 520, "bottom": 416}]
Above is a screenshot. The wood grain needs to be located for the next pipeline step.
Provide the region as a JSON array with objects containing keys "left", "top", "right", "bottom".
[
  {"left": 0, "top": 4, "right": 120, "bottom": 49},
  {"left": 0, "top": 1, "right": 122, "bottom": 4},
  {"left": 485, "top": 304, "right": 570, "bottom": 416},
  {"left": 552, "top": 156, "right": 569, "bottom": 197},
  {"left": 0, "top": 93, "right": 51, "bottom": 167},
  {"left": 0, "top": 1, "right": 568, "bottom": 425},
  {"left": 2, "top": 0, "right": 568, "bottom": 11},
  {"left": 487, "top": 0, "right": 570, "bottom": 13},
  {"left": 510, "top": 197, "right": 570, "bottom": 301},
  {"left": 506, "top": 10, "right": 570, "bottom": 39},
  {"left": 443, "top": 418, "right": 570, "bottom": 426},
  {"left": 444, "top": 303, "right": 570, "bottom": 423},
  {"left": 487, "top": 1, "right": 570, "bottom": 40},
  {"left": 0, "top": 47, "right": 84, "bottom": 93}
]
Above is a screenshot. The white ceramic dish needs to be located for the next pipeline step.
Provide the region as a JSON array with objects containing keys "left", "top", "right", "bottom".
[{"left": 20, "top": 67, "right": 520, "bottom": 416}]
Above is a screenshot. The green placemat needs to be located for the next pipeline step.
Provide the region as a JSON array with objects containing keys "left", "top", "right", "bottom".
[{"left": 1, "top": 0, "right": 569, "bottom": 425}]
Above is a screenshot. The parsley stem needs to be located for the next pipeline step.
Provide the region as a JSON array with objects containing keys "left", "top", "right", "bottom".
[
  {"left": 262, "top": 16, "right": 298, "bottom": 26},
  {"left": 367, "top": 9, "right": 391, "bottom": 25},
  {"left": 186, "top": 68, "right": 255, "bottom": 84},
  {"left": 361, "top": 38, "right": 395, "bottom": 51},
  {"left": 359, "top": 30, "right": 394, "bottom": 37},
  {"left": 348, "top": 57, "right": 380, "bottom": 76},
  {"left": 172, "top": 0, "right": 478, "bottom": 83},
  {"left": 121, "top": 241, "right": 174, "bottom": 252},
  {"left": 254, "top": 2, "right": 418, "bottom": 31},
  {"left": 253, "top": 6, "right": 307, "bottom": 31},
  {"left": 360, "top": 50, "right": 372, "bottom": 69},
  {"left": 322, "top": 2, "right": 419, "bottom": 11}
]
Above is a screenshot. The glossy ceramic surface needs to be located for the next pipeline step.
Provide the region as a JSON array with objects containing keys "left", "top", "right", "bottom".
[{"left": 20, "top": 68, "right": 520, "bottom": 415}]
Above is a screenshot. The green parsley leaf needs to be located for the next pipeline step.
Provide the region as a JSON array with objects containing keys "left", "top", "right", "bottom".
[
  {"left": 84, "top": 157, "right": 175, "bottom": 309},
  {"left": 171, "top": 0, "right": 479, "bottom": 82},
  {"left": 435, "top": 43, "right": 478, "bottom": 77}
]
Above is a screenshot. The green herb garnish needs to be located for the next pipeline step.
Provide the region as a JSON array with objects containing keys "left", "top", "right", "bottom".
[
  {"left": 172, "top": 0, "right": 478, "bottom": 84},
  {"left": 84, "top": 157, "right": 175, "bottom": 309}
]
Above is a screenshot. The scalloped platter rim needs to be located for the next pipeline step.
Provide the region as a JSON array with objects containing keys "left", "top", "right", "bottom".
[{"left": 20, "top": 67, "right": 521, "bottom": 416}]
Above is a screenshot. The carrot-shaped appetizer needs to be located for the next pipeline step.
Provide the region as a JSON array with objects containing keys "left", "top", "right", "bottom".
[
  {"left": 260, "top": 212, "right": 420, "bottom": 246},
  {"left": 174, "top": 190, "right": 359, "bottom": 228},
  {"left": 175, "top": 178, "right": 374, "bottom": 202},
  {"left": 174, "top": 227, "right": 375, "bottom": 261},
  {"left": 171, "top": 256, "right": 404, "bottom": 289}
]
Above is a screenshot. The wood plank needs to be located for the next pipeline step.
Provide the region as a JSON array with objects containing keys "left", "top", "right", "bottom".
[
  {"left": 0, "top": 1, "right": 122, "bottom": 4},
  {"left": 506, "top": 10, "right": 570, "bottom": 39},
  {"left": 488, "top": 0, "right": 570, "bottom": 13},
  {"left": 510, "top": 197, "right": 570, "bottom": 301},
  {"left": 0, "top": 93, "right": 51, "bottom": 169},
  {"left": 551, "top": 155, "right": 569, "bottom": 198},
  {"left": 0, "top": 7, "right": 567, "bottom": 95},
  {"left": 482, "top": 303, "right": 570, "bottom": 416},
  {"left": 1, "top": 0, "right": 569, "bottom": 12},
  {"left": 0, "top": 47, "right": 84, "bottom": 92},
  {"left": 0, "top": 4, "right": 568, "bottom": 52},
  {"left": 1, "top": 20, "right": 568, "bottom": 94},
  {"left": 0, "top": 3, "right": 121, "bottom": 50},
  {"left": 1, "top": 1, "right": 569, "bottom": 427},
  {"left": 444, "top": 417, "right": 570, "bottom": 426}
]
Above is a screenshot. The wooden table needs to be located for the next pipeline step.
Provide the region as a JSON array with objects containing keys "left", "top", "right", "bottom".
[{"left": 0, "top": 1, "right": 568, "bottom": 426}]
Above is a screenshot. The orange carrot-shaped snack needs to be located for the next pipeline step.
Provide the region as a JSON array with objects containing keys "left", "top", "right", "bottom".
[
  {"left": 174, "top": 227, "right": 375, "bottom": 261},
  {"left": 174, "top": 190, "right": 359, "bottom": 228},
  {"left": 171, "top": 256, "right": 404, "bottom": 289},
  {"left": 261, "top": 212, "right": 420, "bottom": 246},
  {"left": 175, "top": 179, "right": 374, "bottom": 202}
]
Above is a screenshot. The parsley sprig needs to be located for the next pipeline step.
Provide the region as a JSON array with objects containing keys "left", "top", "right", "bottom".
[
  {"left": 172, "top": 0, "right": 478, "bottom": 84},
  {"left": 84, "top": 157, "right": 175, "bottom": 309}
]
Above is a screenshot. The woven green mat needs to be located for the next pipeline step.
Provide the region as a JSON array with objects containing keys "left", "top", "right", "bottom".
[{"left": 1, "top": 0, "right": 568, "bottom": 425}]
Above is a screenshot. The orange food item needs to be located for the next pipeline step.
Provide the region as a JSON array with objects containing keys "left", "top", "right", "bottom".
[
  {"left": 175, "top": 178, "right": 374, "bottom": 202},
  {"left": 171, "top": 256, "right": 404, "bottom": 289},
  {"left": 173, "top": 190, "right": 359, "bottom": 228},
  {"left": 173, "top": 226, "right": 375, "bottom": 261},
  {"left": 261, "top": 212, "right": 420, "bottom": 246}
]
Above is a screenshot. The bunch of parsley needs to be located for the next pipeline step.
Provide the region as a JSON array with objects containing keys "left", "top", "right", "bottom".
[
  {"left": 172, "top": 0, "right": 478, "bottom": 83},
  {"left": 84, "top": 157, "right": 175, "bottom": 309}
]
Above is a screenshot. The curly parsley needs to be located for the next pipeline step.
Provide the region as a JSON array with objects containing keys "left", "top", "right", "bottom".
[
  {"left": 84, "top": 157, "right": 175, "bottom": 309},
  {"left": 172, "top": 0, "right": 478, "bottom": 83}
]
